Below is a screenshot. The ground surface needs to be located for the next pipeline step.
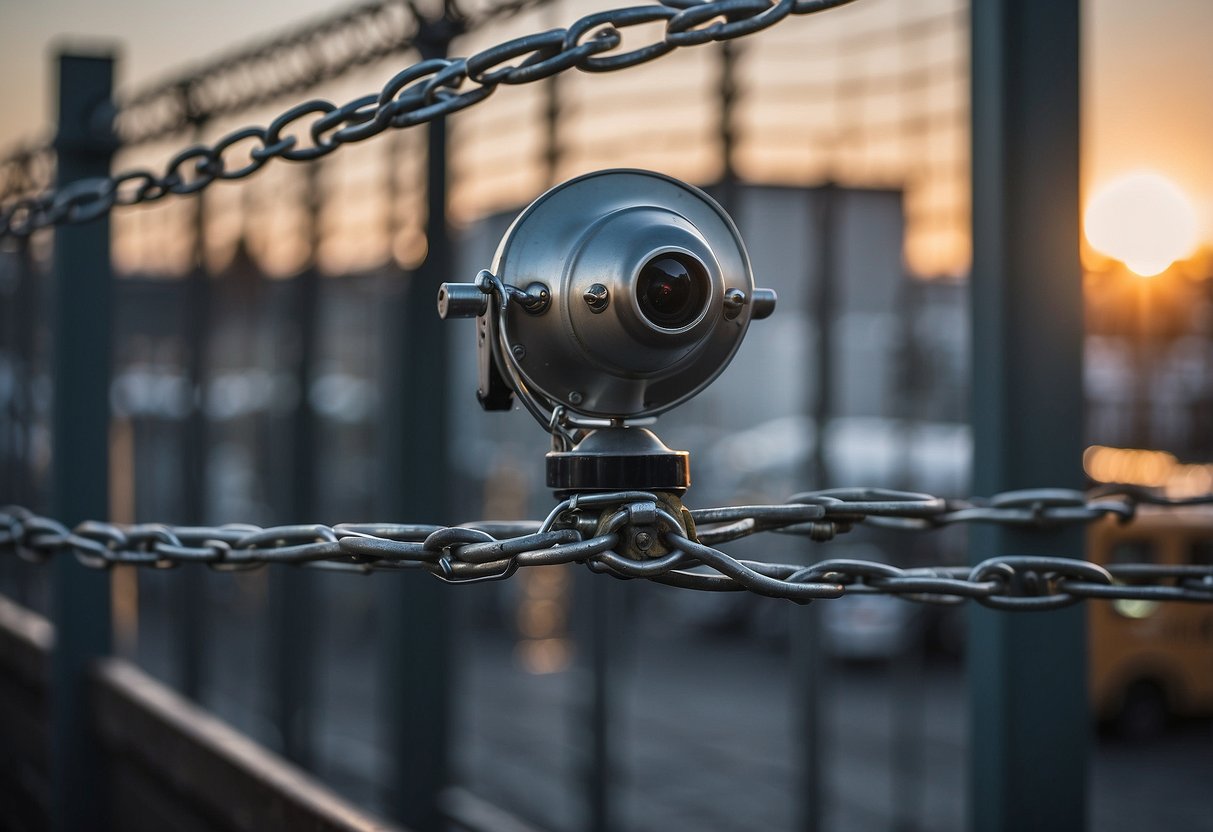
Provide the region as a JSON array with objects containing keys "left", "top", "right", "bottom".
[{"left": 121, "top": 572, "right": 1213, "bottom": 832}]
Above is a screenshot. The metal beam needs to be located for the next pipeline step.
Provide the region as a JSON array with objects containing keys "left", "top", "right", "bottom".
[
  {"left": 380, "top": 16, "right": 459, "bottom": 831},
  {"left": 577, "top": 569, "right": 621, "bottom": 832},
  {"left": 968, "top": 3, "right": 1087, "bottom": 831},
  {"left": 793, "top": 183, "right": 837, "bottom": 832},
  {"left": 50, "top": 50, "right": 117, "bottom": 832},
  {"left": 178, "top": 118, "right": 210, "bottom": 703},
  {"left": 269, "top": 164, "right": 324, "bottom": 770}
]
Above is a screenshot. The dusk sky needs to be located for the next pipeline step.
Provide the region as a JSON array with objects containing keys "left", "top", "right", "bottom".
[{"left": 1, "top": 0, "right": 1211, "bottom": 253}]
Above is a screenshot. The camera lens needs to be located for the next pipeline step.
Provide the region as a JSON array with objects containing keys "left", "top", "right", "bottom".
[{"left": 636, "top": 253, "right": 709, "bottom": 329}]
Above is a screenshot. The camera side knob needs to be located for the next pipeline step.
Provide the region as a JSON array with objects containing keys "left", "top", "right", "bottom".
[
  {"left": 752, "top": 288, "right": 778, "bottom": 320},
  {"left": 437, "top": 282, "right": 488, "bottom": 319}
]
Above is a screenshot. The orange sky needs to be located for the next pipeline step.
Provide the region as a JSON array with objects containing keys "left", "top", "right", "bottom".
[
  {"left": 1083, "top": 0, "right": 1213, "bottom": 247},
  {"left": 1, "top": 0, "right": 1211, "bottom": 262}
]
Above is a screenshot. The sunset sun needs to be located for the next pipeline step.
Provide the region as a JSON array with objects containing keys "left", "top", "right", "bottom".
[{"left": 1084, "top": 172, "right": 1199, "bottom": 276}]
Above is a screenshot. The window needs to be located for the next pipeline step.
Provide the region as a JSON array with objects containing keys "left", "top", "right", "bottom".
[
  {"left": 1110, "top": 539, "right": 1156, "bottom": 565},
  {"left": 1187, "top": 538, "right": 1213, "bottom": 567},
  {"left": 1109, "top": 538, "right": 1159, "bottom": 619}
]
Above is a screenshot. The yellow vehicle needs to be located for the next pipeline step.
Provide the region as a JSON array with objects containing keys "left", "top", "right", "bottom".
[{"left": 1089, "top": 507, "right": 1213, "bottom": 737}]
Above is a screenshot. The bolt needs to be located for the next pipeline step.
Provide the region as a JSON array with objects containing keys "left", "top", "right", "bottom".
[
  {"left": 723, "top": 288, "right": 747, "bottom": 320},
  {"left": 523, "top": 281, "right": 551, "bottom": 315},
  {"left": 584, "top": 283, "right": 609, "bottom": 313},
  {"left": 568, "top": 391, "right": 583, "bottom": 405},
  {"left": 511, "top": 344, "right": 526, "bottom": 361},
  {"left": 634, "top": 531, "right": 654, "bottom": 551}
]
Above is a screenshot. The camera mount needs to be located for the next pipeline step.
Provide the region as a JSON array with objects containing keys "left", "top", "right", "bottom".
[{"left": 438, "top": 169, "right": 775, "bottom": 495}]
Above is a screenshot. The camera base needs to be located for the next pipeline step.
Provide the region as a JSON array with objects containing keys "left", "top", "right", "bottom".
[{"left": 546, "top": 427, "right": 689, "bottom": 495}]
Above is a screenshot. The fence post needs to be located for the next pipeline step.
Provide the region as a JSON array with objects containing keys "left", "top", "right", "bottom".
[
  {"left": 969, "top": 3, "right": 1087, "bottom": 831},
  {"left": 0, "top": 191, "right": 35, "bottom": 602},
  {"left": 577, "top": 570, "right": 621, "bottom": 832},
  {"left": 178, "top": 101, "right": 210, "bottom": 703},
  {"left": 542, "top": 74, "right": 561, "bottom": 186},
  {"left": 380, "top": 14, "right": 459, "bottom": 830},
  {"left": 3, "top": 224, "right": 35, "bottom": 508},
  {"left": 541, "top": 0, "right": 562, "bottom": 185},
  {"left": 50, "top": 50, "right": 117, "bottom": 832},
  {"left": 793, "top": 183, "right": 836, "bottom": 832},
  {"left": 270, "top": 161, "right": 323, "bottom": 768},
  {"left": 717, "top": 40, "right": 738, "bottom": 206}
]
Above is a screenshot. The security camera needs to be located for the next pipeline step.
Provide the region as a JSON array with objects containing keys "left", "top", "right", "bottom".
[{"left": 439, "top": 169, "right": 775, "bottom": 495}]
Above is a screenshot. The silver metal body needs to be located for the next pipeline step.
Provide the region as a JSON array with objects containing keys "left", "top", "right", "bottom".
[{"left": 491, "top": 168, "right": 766, "bottom": 421}]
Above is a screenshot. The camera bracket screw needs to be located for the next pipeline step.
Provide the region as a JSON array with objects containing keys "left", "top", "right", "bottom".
[
  {"left": 583, "top": 283, "right": 609, "bottom": 313},
  {"left": 723, "top": 288, "right": 746, "bottom": 320}
]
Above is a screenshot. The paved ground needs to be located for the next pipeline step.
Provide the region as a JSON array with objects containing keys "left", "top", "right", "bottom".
[
  {"left": 450, "top": 634, "right": 969, "bottom": 832},
  {"left": 3, "top": 562, "right": 1211, "bottom": 831},
  {"left": 116, "top": 569, "right": 1213, "bottom": 832},
  {"left": 446, "top": 632, "right": 1213, "bottom": 832}
]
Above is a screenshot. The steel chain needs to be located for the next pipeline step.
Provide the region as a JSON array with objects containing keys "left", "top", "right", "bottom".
[
  {"left": 3, "top": 486, "right": 1211, "bottom": 608},
  {"left": 0, "top": 0, "right": 859, "bottom": 239}
]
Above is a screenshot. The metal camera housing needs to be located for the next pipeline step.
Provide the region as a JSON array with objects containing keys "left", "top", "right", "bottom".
[
  {"left": 439, "top": 169, "right": 775, "bottom": 494},
  {"left": 493, "top": 169, "right": 768, "bottom": 419}
]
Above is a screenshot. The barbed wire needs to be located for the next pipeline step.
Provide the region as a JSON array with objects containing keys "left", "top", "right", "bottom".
[
  {"left": 4, "top": 486, "right": 1211, "bottom": 609},
  {"left": 0, "top": 0, "right": 547, "bottom": 214},
  {"left": 0, "top": 143, "right": 54, "bottom": 209},
  {"left": 115, "top": 0, "right": 550, "bottom": 147},
  {"left": 0, "top": 0, "right": 859, "bottom": 239}
]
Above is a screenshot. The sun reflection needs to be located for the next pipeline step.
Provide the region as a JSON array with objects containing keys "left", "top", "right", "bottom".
[{"left": 1084, "top": 172, "right": 1199, "bottom": 277}]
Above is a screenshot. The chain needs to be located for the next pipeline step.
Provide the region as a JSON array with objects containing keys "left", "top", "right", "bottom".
[
  {"left": 4, "top": 486, "right": 1211, "bottom": 609},
  {"left": 0, "top": 0, "right": 543, "bottom": 216},
  {"left": 0, "top": 0, "right": 858, "bottom": 239}
]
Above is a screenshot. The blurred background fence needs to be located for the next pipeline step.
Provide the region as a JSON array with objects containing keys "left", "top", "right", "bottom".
[{"left": 1, "top": 0, "right": 1211, "bottom": 830}]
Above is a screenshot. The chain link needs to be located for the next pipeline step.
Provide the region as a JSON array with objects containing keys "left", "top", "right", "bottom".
[
  {"left": 4, "top": 486, "right": 1211, "bottom": 608},
  {"left": 0, "top": 0, "right": 859, "bottom": 239},
  {"left": 0, "top": 0, "right": 536, "bottom": 218}
]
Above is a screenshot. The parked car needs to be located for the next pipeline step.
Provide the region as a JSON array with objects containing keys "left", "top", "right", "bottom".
[
  {"left": 821, "top": 592, "right": 922, "bottom": 661},
  {"left": 1088, "top": 507, "right": 1213, "bottom": 738}
]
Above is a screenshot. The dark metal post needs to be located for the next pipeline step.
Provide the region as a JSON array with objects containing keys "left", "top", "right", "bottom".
[
  {"left": 541, "top": 0, "right": 562, "bottom": 186},
  {"left": 3, "top": 229, "right": 35, "bottom": 506},
  {"left": 50, "top": 51, "right": 117, "bottom": 832},
  {"left": 0, "top": 208, "right": 34, "bottom": 600},
  {"left": 717, "top": 41, "right": 739, "bottom": 212},
  {"left": 794, "top": 183, "right": 837, "bottom": 832},
  {"left": 577, "top": 569, "right": 618, "bottom": 832},
  {"left": 178, "top": 107, "right": 209, "bottom": 702},
  {"left": 380, "top": 15, "right": 459, "bottom": 830},
  {"left": 543, "top": 75, "right": 561, "bottom": 186},
  {"left": 589, "top": 586, "right": 611, "bottom": 832},
  {"left": 271, "top": 163, "right": 323, "bottom": 767},
  {"left": 969, "top": 3, "right": 1086, "bottom": 831},
  {"left": 890, "top": 277, "right": 925, "bottom": 832},
  {"left": 809, "top": 185, "right": 837, "bottom": 561},
  {"left": 19, "top": 234, "right": 38, "bottom": 508}
]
